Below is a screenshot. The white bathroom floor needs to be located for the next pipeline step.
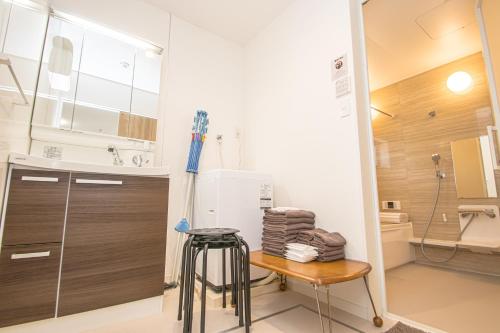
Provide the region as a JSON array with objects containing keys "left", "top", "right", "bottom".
[
  {"left": 386, "top": 263, "right": 500, "bottom": 333},
  {"left": 83, "top": 287, "right": 394, "bottom": 333}
]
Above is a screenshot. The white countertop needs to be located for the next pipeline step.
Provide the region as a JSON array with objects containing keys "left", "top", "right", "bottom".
[{"left": 9, "top": 153, "right": 170, "bottom": 177}]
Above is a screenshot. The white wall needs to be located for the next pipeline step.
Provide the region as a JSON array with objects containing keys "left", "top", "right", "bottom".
[
  {"left": 161, "top": 15, "right": 244, "bottom": 280},
  {"left": 243, "top": 0, "right": 375, "bottom": 318}
]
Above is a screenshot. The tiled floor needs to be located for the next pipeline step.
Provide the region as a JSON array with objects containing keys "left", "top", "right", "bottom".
[
  {"left": 386, "top": 263, "right": 500, "bottom": 333},
  {"left": 84, "top": 288, "right": 394, "bottom": 333}
]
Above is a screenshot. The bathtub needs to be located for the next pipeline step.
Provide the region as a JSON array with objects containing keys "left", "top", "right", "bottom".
[{"left": 380, "top": 222, "right": 415, "bottom": 270}]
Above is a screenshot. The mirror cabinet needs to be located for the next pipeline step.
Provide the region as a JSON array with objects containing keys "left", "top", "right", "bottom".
[{"left": 31, "top": 14, "right": 162, "bottom": 142}]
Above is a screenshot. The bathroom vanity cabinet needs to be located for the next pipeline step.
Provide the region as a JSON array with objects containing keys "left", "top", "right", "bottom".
[{"left": 0, "top": 165, "right": 169, "bottom": 328}]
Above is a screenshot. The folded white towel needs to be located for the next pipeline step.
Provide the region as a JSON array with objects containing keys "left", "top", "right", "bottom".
[
  {"left": 285, "top": 242, "right": 318, "bottom": 262},
  {"left": 379, "top": 212, "right": 408, "bottom": 223},
  {"left": 286, "top": 243, "right": 318, "bottom": 251},
  {"left": 285, "top": 253, "right": 317, "bottom": 263},
  {"left": 270, "top": 207, "right": 301, "bottom": 213},
  {"left": 286, "top": 248, "right": 318, "bottom": 257}
]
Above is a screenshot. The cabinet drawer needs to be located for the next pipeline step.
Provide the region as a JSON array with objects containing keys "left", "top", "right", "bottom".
[
  {"left": 2, "top": 169, "right": 70, "bottom": 245},
  {"left": 0, "top": 244, "right": 61, "bottom": 328},
  {"left": 58, "top": 173, "right": 169, "bottom": 316}
]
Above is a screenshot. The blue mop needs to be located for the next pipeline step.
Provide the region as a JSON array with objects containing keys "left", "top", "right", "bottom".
[{"left": 168, "top": 110, "right": 209, "bottom": 287}]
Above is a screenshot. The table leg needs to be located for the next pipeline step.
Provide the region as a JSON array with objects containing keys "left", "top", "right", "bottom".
[
  {"left": 363, "top": 276, "right": 383, "bottom": 328},
  {"left": 313, "top": 284, "right": 325, "bottom": 333},
  {"left": 326, "top": 285, "right": 332, "bottom": 333}
]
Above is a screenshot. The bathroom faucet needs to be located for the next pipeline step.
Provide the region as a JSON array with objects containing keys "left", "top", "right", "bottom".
[{"left": 107, "top": 145, "right": 124, "bottom": 166}]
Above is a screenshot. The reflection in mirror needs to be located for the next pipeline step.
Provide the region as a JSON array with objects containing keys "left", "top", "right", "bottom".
[
  {"left": 72, "top": 29, "right": 135, "bottom": 135},
  {"left": 32, "top": 13, "right": 163, "bottom": 141},
  {"left": 451, "top": 136, "right": 497, "bottom": 198},
  {"left": 32, "top": 16, "right": 84, "bottom": 129}
]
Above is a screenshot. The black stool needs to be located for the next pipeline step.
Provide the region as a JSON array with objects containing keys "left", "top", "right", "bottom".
[{"left": 177, "top": 228, "right": 251, "bottom": 333}]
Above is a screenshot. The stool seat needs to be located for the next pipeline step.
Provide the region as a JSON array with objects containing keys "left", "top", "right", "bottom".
[{"left": 186, "top": 227, "right": 240, "bottom": 236}]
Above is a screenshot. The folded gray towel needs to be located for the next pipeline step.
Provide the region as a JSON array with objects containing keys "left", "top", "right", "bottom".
[
  {"left": 297, "top": 228, "right": 328, "bottom": 241},
  {"left": 262, "top": 245, "right": 284, "bottom": 257},
  {"left": 263, "top": 223, "right": 315, "bottom": 232},
  {"left": 266, "top": 210, "right": 315, "bottom": 219},
  {"left": 262, "top": 234, "right": 296, "bottom": 242},
  {"left": 313, "top": 232, "right": 346, "bottom": 247},
  {"left": 317, "top": 253, "right": 345, "bottom": 262},
  {"left": 263, "top": 249, "right": 283, "bottom": 257},
  {"left": 263, "top": 217, "right": 316, "bottom": 225},
  {"left": 311, "top": 243, "right": 344, "bottom": 252},
  {"left": 315, "top": 248, "right": 345, "bottom": 256},
  {"left": 262, "top": 240, "right": 287, "bottom": 248}
]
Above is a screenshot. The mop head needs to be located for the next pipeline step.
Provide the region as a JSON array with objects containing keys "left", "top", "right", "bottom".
[{"left": 175, "top": 218, "right": 190, "bottom": 233}]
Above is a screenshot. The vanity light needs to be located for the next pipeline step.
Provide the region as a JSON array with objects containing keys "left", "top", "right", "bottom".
[
  {"left": 447, "top": 71, "right": 472, "bottom": 94},
  {"left": 51, "top": 9, "right": 163, "bottom": 55}
]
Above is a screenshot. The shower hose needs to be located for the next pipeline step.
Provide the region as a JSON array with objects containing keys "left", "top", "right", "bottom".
[{"left": 420, "top": 173, "right": 475, "bottom": 263}]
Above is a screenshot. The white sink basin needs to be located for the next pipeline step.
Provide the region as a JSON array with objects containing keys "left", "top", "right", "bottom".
[{"left": 9, "top": 153, "right": 170, "bottom": 177}]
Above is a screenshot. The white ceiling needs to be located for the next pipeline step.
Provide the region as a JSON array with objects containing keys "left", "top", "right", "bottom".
[
  {"left": 139, "top": 0, "right": 294, "bottom": 44},
  {"left": 363, "top": 0, "right": 483, "bottom": 91}
]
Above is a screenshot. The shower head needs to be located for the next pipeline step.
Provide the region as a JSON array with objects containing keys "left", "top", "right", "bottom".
[
  {"left": 431, "top": 153, "right": 441, "bottom": 165},
  {"left": 432, "top": 153, "right": 445, "bottom": 178}
]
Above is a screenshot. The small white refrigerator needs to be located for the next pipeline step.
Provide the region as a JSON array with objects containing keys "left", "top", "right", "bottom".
[{"left": 193, "top": 169, "right": 273, "bottom": 289}]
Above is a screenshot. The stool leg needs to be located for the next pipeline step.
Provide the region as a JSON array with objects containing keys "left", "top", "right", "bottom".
[
  {"left": 240, "top": 238, "right": 251, "bottom": 330},
  {"left": 363, "top": 276, "right": 383, "bottom": 328},
  {"left": 235, "top": 238, "right": 244, "bottom": 327},
  {"left": 200, "top": 244, "right": 209, "bottom": 333},
  {"left": 182, "top": 239, "right": 194, "bottom": 330},
  {"left": 222, "top": 248, "right": 227, "bottom": 308},
  {"left": 182, "top": 244, "right": 192, "bottom": 333},
  {"left": 185, "top": 248, "right": 201, "bottom": 333},
  {"left": 178, "top": 236, "right": 192, "bottom": 321},
  {"left": 231, "top": 248, "right": 238, "bottom": 315},
  {"left": 313, "top": 284, "right": 325, "bottom": 333}
]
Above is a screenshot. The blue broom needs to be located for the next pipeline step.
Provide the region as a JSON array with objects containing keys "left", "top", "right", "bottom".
[{"left": 168, "top": 111, "right": 209, "bottom": 286}]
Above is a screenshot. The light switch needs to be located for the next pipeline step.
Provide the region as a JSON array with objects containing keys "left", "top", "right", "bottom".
[
  {"left": 340, "top": 100, "right": 351, "bottom": 118},
  {"left": 336, "top": 76, "right": 351, "bottom": 98}
]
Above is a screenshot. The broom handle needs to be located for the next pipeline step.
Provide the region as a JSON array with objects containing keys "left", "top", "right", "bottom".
[
  {"left": 182, "top": 174, "right": 194, "bottom": 218},
  {"left": 170, "top": 173, "right": 195, "bottom": 284}
]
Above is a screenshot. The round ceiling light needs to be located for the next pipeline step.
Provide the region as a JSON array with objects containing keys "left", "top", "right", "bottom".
[{"left": 447, "top": 71, "right": 472, "bottom": 94}]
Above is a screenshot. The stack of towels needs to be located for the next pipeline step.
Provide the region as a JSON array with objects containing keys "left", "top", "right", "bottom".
[
  {"left": 285, "top": 243, "right": 318, "bottom": 263},
  {"left": 297, "top": 228, "right": 346, "bottom": 262},
  {"left": 379, "top": 212, "right": 409, "bottom": 224},
  {"left": 261, "top": 208, "right": 316, "bottom": 257}
]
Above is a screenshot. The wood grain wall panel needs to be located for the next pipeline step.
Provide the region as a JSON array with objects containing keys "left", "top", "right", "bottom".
[
  {"left": 2, "top": 169, "right": 69, "bottom": 245},
  {"left": 0, "top": 244, "right": 61, "bottom": 327},
  {"left": 372, "top": 53, "right": 495, "bottom": 240},
  {"left": 58, "top": 173, "right": 169, "bottom": 316}
]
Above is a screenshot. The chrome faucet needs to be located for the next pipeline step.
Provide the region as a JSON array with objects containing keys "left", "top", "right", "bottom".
[{"left": 107, "top": 145, "right": 124, "bottom": 166}]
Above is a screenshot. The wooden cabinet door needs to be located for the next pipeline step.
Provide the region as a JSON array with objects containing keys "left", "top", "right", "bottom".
[
  {"left": 0, "top": 244, "right": 61, "bottom": 327},
  {"left": 58, "top": 173, "right": 169, "bottom": 316},
  {"left": 2, "top": 169, "right": 70, "bottom": 245}
]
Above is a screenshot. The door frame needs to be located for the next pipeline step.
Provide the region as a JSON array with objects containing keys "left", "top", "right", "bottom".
[{"left": 351, "top": 1, "right": 463, "bottom": 332}]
